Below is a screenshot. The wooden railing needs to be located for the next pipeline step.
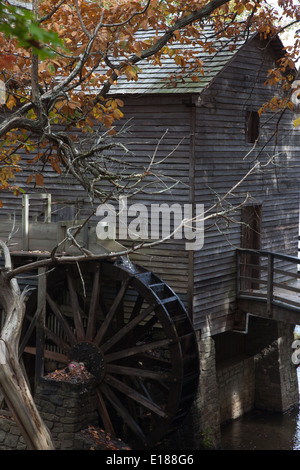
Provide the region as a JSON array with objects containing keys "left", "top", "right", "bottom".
[{"left": 237, "top": 248, "right": 300, "bottom": 314}]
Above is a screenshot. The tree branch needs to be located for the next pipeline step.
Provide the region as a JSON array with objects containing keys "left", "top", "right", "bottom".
[{"left": 95, "top": 0, "right": 231, "bottom": 100}]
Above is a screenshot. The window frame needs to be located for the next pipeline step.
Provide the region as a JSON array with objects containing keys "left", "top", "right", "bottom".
[{"left": 246, "top": 110, "right": 260, "bottom": 144}]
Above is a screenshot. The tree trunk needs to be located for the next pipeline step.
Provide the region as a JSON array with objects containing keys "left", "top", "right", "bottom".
[{"left": 0, "top": 241, "right": 54, "bottom": 450}]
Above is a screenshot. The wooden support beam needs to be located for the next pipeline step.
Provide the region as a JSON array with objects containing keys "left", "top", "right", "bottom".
[
  {"left": 35, "top": 267, "right": 47, "bottom": 389},
  {"left": 22, "top": 194, "right": 29, "bottom": 251},
  {"left": 21, "top": 193, "right": 52, "bottom": 251},
  {"left": 267, "top": 253, "right": 274, "bottom": 317}
]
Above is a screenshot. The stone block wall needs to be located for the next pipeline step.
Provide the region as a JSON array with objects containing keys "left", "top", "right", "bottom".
[
  {"left": 215, "top": 317, "right": 299, "bottom": 430},
  {"left": 0, "top": 317, "right": 298, "bottom": 451},
  {"left": 160, "top": 333, "right": 222, "bottom": 450},
  {"left": 0, "top": 376, "right": 99, "bottom": 450},
  {"left": 0, "top": 412, "right": 27, "bottom": 450},
  {"left": 197, "top": 336, "right": 221, "bottom": 447},
  {"left": 277, "top": 322, "right": 299, "bottom": 410},
  {"left": 35, "top": 377, "right": 99, "bottom": 450},
  {"left": 217, "top": 356, "right": 255, "bottom": 424},
  {"left": 247, "top": 318, "right": 299, "bottom": 413}
]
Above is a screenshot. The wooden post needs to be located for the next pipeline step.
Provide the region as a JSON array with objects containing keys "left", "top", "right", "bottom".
[
  {"left": 22, "top": 194, "right": 29, "bottom": 251},
  {"left": 236, "top": 249, "right": 241, "bottom": 297},
  {"left": 31, "top": 0, "right": 39, "bottom": 106},
  {"left": 35, "top": 267, "right": 47, "bottom": 390},
  {"left": 44, "top": 194, "right": 51, "bottom": 223},
  {"left": 0, "top": 241, "right": 54, "bottom": 449},
  {"left": 267, "top": 253, "right": 274, "bottom": 316},
  {"left": 22, "top": 193, "right": 52, "bottom": 251},
  {"left": 188, "top": 102, "right": 196, "bottom": 319}
]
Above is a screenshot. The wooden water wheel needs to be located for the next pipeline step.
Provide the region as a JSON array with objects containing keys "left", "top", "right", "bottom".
[{"left": 22, "top": 257, "right": 199, "bottom": 448}]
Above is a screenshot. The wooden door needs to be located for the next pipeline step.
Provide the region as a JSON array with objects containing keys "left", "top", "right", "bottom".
[{"left": 241, "top": 205, "right": 262, "bottom": 290}]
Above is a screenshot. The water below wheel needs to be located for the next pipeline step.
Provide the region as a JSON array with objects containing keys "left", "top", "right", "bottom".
[{"left": 22, "top": 257, "right": 199, "bottom": 448}]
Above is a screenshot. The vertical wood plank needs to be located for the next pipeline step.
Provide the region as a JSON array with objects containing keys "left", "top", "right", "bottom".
[
  {"left": 267, "top": 253, "right": 274, "bottom": 317},
  {"left": 188, "top": 103, "right": 196, "bottom": 320},
  {"left": 22, "top": 194, "right": 29, "bottom": 251},
  {"left": 45, "top": 194, "right": 52, "bottom": 223},
  {"left": 35, "top": 267, "right": 47, "bottom": 390},
  {"left": 236, "top": 249, "right": 241, "bottom": 298}
]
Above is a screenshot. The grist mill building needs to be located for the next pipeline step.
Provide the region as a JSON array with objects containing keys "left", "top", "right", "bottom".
[{"left": 0, "top": 27, "right": 300, "bottom": 449}]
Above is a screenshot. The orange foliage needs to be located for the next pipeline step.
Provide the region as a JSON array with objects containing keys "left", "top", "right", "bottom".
[{"left": 0, "top": 0, "right": 299, "bottom": 198}]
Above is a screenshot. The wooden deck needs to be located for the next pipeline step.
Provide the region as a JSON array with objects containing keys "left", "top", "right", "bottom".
[
  {"left": 236, "top": 248, "right": 300, "bottom": 329},
  {"left": 0, "top": 192, "right": 123, "bottom": 257}
]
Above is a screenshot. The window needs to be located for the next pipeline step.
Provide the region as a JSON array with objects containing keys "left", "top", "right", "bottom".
[{"left": 246, "top": 110, "right": 260, "bottom": 143}]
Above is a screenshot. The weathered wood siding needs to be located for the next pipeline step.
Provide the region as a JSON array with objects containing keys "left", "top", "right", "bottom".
[
  {"left": 0, "top": 97, "right": 194, "bottom": 308},
  {"left": 95, "top": 97, "right": 194, "bottom": 305},
  {"left": 1, "top": 36, "right": 299, "bottom": 339},
  {"left": 193, "top": 37, "right": 300, "bottom": 336}
]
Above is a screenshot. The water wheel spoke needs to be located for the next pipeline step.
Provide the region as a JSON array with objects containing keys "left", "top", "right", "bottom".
[
  {"left": 101, "top": 304, "right": 156, "bottom": 353},
  {"left": 130, "top": 376, "right": 155, "bottom": 403},
  {"left": 126, "top": 314, "right": 160, "bottom": 347},
  {"left": 132, "top": 354, "right": 173, "bottom": 370},
  {"left": 96, "top": 387, "right": 115, "bottom": 437},
  {"left": 20, "top": 306, "right": 44, "bottom": 357},
  {"left": 44, "top": 325, "right": 72, "bottom": 355},
  {"left": 23, "top": 346, "right": 68, "bottom": 364},
  {"left": 105, "top": 374, "right": 168, "bottom": 418},
  {"left": 106, "top": 364, "right": 173, "bottom": 382},
  {"left": 66, "top": 271, "right": 85, "bottom": 341},
  {"left": 46, "top": 293, "right": 77, "bottom": 346},
  {"left": 105, "top": 338, "right": 173, "bottom": 363},
  {"left": 98, "top": 287, "right": 108, "bottom": 316},
  {"left": 128, "top": 294, "right": 144, "bottom": 322},
  {"left": 100, "top": 382, "right": 146, "bottom": 442},
  {"left": 86, "top": 265, "right": 100, "bottom": 341},
  {"left": 132, "top": 376, "right": 153, "bottom": 402},
  {"left": 94, "top": 278, "right": 131, "bottom": 346}
]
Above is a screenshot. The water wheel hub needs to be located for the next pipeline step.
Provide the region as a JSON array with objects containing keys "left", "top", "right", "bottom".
[{"left": 69, "top": 341, "right": 106, "bottom": 383}]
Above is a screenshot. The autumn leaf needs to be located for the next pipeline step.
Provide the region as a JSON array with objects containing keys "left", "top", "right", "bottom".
[
  {"left": 124, "top": 65, "right": 139, "bottom": 81},
  {"left": 293, "top": 117, "right": 300, "bottom": 128},
  {"left": 0, "top": 54, "right": 15, "bottom": 70},
  {"left": 26, "top": 173, "right": 33, "bottom": 184},
  {"left": 51, "top": 161, "right": 62, "bottom": 174},
  {"left": 112, "top": 108, "right": 124, "bottom": 120},
  {"left": 6, "top": 94, "right": 17, "bottom": 110},
  {"left": 35, "top": 173, "right": 44, "bottom": 187},
  {"left": 47, "top": 63, "right": 56, "bottom": 75}
]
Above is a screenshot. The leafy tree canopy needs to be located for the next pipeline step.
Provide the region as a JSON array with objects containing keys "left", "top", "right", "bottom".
[
  {"left": 0, "top": 0, "right": 299, "bottom": 204},
  {"left": 0, "top": 0, "right": 63, "bottom": 57}
]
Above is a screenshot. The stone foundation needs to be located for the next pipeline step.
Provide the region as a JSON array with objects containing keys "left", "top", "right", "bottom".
[
  {"left": 214, "top": 317, "right": 299, "bottom": 431},
  {"left": 247, "top": 318, "right": 299, "bottom": 412},
  {"left": 159, "top": 333, "right": 222, "bottom": 450},
  {"left": 0, "top": 412, "right": 27, "bottom": 450},
  {"left": 35, "top": 377, "right": 99, "bottom": 450},
  {"left": 0, "top": 317, "right": 298, "bottom": 450},
  {"left": 217, "top": 356, "right": 255, "bottom": 423},
  {"left": 0, "top": 376, "right": 99, "bottom": 450},
  {"left": 196, "top": 336, "right": 221, "bottom": 448}
]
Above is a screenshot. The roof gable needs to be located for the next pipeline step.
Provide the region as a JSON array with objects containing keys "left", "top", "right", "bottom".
[{"left": 109, "top": 28, "right": 286, "bottom": 96}]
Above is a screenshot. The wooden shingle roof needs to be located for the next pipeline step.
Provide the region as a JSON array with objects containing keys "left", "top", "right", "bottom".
[
  {"left": 109, "top": 27, "right": 287, "bottom": 95},
  {"left": 109, "top": 27, "right": 249, "bottom": 95}
]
